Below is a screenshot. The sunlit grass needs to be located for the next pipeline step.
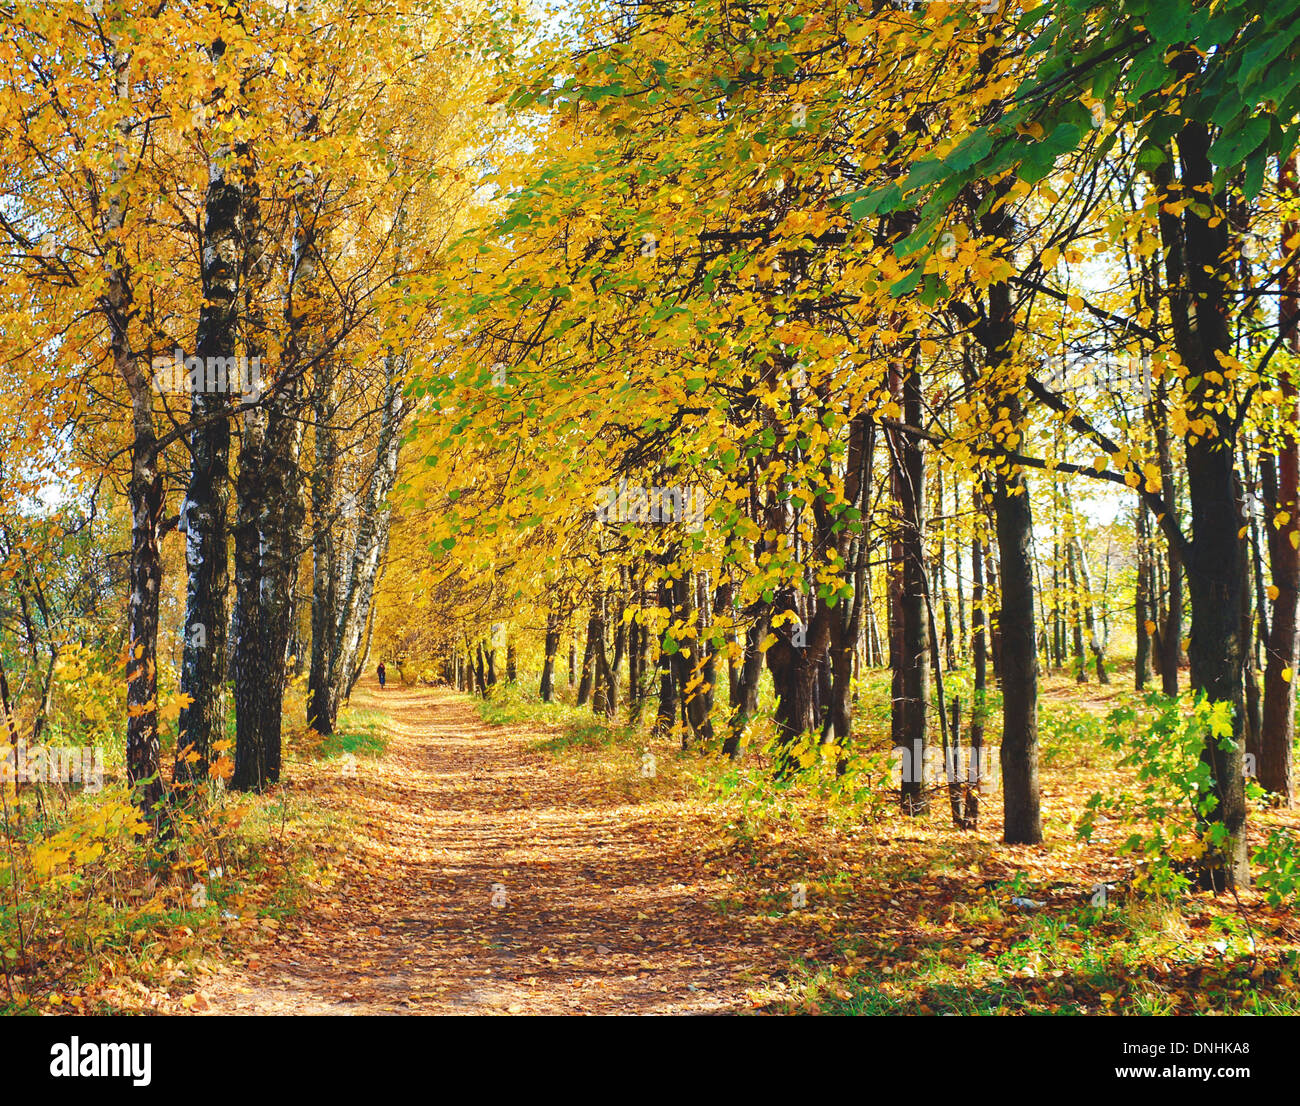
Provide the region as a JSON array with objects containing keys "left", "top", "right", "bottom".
[{"left": 469, "top": 666, "right": 1300, "bottom": 1015}]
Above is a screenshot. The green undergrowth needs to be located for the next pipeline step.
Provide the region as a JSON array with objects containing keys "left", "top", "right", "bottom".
[
  {"left": 0, "top": 696, "right": 390, "bottom": 1014},
  {"left": 467, "top": 671, "right": 1300, "bottom": 1016}
]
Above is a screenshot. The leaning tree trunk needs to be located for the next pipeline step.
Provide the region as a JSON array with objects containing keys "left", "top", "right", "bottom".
[
  {"left": 329, "top": 349, "right": 405, "bottom": 716},
  {"left": 346, "top": 525, "right": 386, "bottom": 699}
]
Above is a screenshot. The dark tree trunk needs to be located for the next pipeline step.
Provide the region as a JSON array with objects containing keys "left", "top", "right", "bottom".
[
  {"left": 231, "top": 343, "right": 270, "bottom": 792},
  {"left": 608, "top": 585, "right": 626, "bottom": 709},
  {"left": 654, "top": 583, "right": 677, "bottom": 739},
  {"left": 724, "top": 605, "right": 770, "bottom": 757},
  {"left": 1067, "top": 543, "right": 1086, "bottom": 683},
  {"left": 125, "top": 432, "right": 165, "bottom": 816},
  {"left": 828, "top": 414, "right": 873, "bottom": 763},
  {"left": 724, "top": 486, "right": 781, "bottom": 757},
  {"left": 233, "top": 457, "right": 303, "bottom": 793},
  {"left": 1242, "top": 552, "right": 1263, "bottom": 772},
  {"left": 177, "top": 123, "right": 244, "bottom": 788},
  {"left": 954, "top": 488, "right": 967, "bottom": 663},
  {"left": 994, "top": 438, "right": 1042, "bottom": 846},
  {"left": 815, "top": 649, "right": 832, "bottom": 730},
  {"left": 671, "top": 573, "right": 715, "bottom": 746},
  {"left": 766, "top": 587, "right": 827, "bottom": 777},
  {"left": 540, "top": 608, "right": 560, "bottom": 702},
  {"left": 628, "top": 600, "right": 642, "bottom": 714},
  {"left": 307, "top": 355, "right": 339, "bottom": 735},
  {"left": 1248, "top": 459, "right": 1270, "bottom": 671},
  {"left": 975, "top": 198, "right": 1042, "bottom": 844},
  {"left": 985, "top": 542, "right": 1001, "bottom": 681},
  {"left": 1052, "top": 536, "right": 1065, "bottom": 670},
  {"left": 937, "top": 469, "right": 956, "bottom": 671},
  {"left": 1135, "top": 503, "right": 1153, "bottom": 690},
  {"left": 237, "top": 208, "right": 317, "bottom": 790},
  {"left": 97, "top": 36, "right": 165, "bottom": 821},
  {"left": 589, "top": 596, "right": 608, "bottom": 715},
  {"left": 889, "top": 358, "right": 929, "bottom": 815},
  {"left": 105, "top": 40, "right": 164, "bottom": 818},
  {"left": 591, "top": 597, "right": 614, "bottom": 720},
  {"left": 1260, "top": 153, "right": 1300, "bottom": 806},
  {"left": 1152, "top": 110, "right": 1249, "bottom": 887},
  {"left": 968, "top": 505, "right": 987, "bottom": 829},
  {"left": 576, "top": 604, "right": 597, "bottom": 706},
  {"left": 1068, "top": 509, "right": 1109, "bottom": 685},
  {"left": 1154, "top": 379, "right": 1183, "bottom": 696}
]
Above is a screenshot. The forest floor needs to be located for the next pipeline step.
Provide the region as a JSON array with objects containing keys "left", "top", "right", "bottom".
[
  {"left": 199, "top": 680, "right": 792, "bottom": 1014},
  {"left": 185, "top": 674, "right": 1300, "bottom": 1016}
]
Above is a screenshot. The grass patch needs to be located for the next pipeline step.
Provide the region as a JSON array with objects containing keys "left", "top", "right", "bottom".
[
  {"left": 0, "top": 687, "right": 390, "bottom": 1014},
  {"left": 317, "top": 708, "right": 389, "bottom": 760},
  {"left": 458, "top": 669, "right": 1300, "bottom": 1017}
]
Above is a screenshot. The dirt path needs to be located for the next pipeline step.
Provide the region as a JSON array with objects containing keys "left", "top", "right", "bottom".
[{"left": 203, "top": 682, "right": 777, "bottom": 1015}]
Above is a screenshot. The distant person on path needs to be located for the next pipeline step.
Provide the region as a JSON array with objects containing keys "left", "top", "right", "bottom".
[{"left": 377, "top": 662, "right": 386, "bottom": 689}]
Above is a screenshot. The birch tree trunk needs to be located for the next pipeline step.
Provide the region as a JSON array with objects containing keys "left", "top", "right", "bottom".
[
  {"left": 328, "top": 348, "right": 405, "bottom": 716},
  {"left": 306, "top": 352, "right": 340, "bottom": 734},
  {"left": 104, "top": 39, "right": 164, "bottom": 817},
  {"left": 177, "top": 31, "right": 244, "bottom": 785},
  {"left": 232, "top": 193, "right": 311, "bottom": 792}
]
